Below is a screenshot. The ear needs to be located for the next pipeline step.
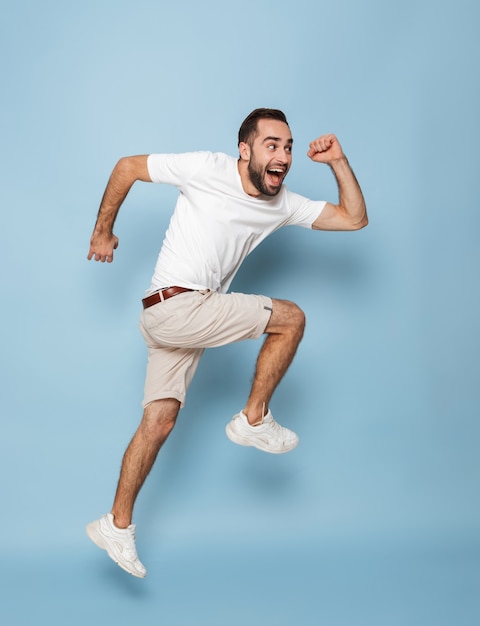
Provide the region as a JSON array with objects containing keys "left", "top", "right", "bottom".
[{"left": 238, "top": 141, "right": 250, "bottom": 161}]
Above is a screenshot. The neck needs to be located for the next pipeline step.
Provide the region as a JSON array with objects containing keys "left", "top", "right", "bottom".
[{"left": 237, "top": 159, "right": 261, "bottom": 197}]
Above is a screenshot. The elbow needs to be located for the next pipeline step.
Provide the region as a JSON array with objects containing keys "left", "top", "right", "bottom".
[
  {"left": 116, "top": 157, "right": 135, "bottom": 176},
  {"left": 349, "top": 200, "right": 368, "bottom": 230},
  {"left": 112, "top": 158, "right": 133, "bottom": 184},
  {"left": 114, "top": 156, "right": 149, "bottom": 183},
  {"left": 341, "top": 206, "right": 368, "bottom": 231},
  {"left": 353, "top": 214, "right": 368, "bottom": 230},
  {"left": 337, "top": 200, "right": 368, "bottom": 231}
]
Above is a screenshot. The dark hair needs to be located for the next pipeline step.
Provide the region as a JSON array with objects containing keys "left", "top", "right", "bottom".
[{"left": 238, "top": 108, "right": 289, "bottom": 147}]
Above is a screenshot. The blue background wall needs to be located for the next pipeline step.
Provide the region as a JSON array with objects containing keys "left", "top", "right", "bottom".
[{"left": 1, "top": 1, "right": 479, "bottom": 624}]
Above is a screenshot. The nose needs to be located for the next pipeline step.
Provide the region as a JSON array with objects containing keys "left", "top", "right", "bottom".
[{"left": 276, "top": 148, "right": 291, "bottom": 164}]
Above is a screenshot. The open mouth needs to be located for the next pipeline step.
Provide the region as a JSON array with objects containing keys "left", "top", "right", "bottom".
[{"left": 266, "top": 167, "right": 285, "bottom": 187}]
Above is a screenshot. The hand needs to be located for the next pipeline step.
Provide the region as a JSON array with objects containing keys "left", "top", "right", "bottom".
[
  {"left": 307, "top": 134, "right": 344, "bottom": 164},
  {"left": 87, "top": 232, "right": 119, "bottom": 263}
]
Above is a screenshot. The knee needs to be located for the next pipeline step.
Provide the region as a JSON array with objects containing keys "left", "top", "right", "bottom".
[
  {"left": 292, "top": 302, "right": 306, "bottom": 327},
  {"left": 284, "top": 300, "right": 305, "bottom": 329},
  {"left": 290, "top": 302, "right": 306, "bottom": 338},
  {"left": 142, "top": 398, "right": 180, "bottom": 439},
  {"left": 268, "top": 299, "right": 306, "bottom": 337}
]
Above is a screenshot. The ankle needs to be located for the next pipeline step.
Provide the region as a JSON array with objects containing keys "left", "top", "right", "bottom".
[
  {"left": 243, "top": 407, "right": 267, "bottom": 426},
  {"left": 110, "top": 512, "right": 130, "bottom": 529}
]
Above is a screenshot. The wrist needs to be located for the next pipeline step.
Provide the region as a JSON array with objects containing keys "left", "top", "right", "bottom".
[
  {"left": 93, "top": 219, "right": 113, "bottom": 237},
  {"left": 328, "top": 155, "right": 348, "bottom": 169}
]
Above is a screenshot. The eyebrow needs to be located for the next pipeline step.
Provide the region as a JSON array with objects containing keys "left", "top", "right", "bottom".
[{"left": 262, "top": 136, "right": 294, "bottom": 144}]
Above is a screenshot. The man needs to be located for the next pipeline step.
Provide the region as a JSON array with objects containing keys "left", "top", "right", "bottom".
[{"left": 86, "top": 108, "right": 367, "bottom": 578}]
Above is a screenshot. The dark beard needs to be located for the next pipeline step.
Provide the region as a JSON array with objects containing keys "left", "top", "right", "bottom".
[{"left": 247, "top": 157, "right": 282, "bottom": 197}]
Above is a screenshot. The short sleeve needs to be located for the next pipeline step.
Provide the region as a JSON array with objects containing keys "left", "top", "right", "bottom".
[
  {"left": 147, "top": 152, "right": 212, "bottom": 187},
  {"left": 284, "top": 189, "right": 327, "bottom": 228}
]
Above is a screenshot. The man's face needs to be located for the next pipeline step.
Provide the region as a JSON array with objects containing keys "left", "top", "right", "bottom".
[{"left": 244, "top": 119, "right": 293, "bottom": 196}]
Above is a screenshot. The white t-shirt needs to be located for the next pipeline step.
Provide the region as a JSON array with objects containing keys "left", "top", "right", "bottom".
[{"left": 146, "top": 151, "right": 326, "bottom": 294}]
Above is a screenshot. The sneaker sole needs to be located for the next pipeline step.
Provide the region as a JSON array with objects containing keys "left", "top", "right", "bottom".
[
  {"left": 225, "top": 424, "right": 298, "bottom": 454},
  {"left": 86, "top": 522, "right": 146, "bottom": 579}
]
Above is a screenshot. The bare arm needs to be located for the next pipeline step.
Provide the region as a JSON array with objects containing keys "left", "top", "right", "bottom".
[
  {"left": 87, "top": 155, "right": 151, "bottom": 262},
  {"left": 307, "top": 135, "right": 368, "bottom": 231}
]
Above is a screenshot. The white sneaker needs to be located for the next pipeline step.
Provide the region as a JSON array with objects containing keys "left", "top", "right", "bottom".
[
  {"left": 226, "top": 410, "right": 299, "bottom": 454},
  {"left": 86, "top": 513, "right": 147, "bottom": 578}
]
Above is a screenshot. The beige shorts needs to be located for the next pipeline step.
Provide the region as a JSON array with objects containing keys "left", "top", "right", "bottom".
[{"left": 139, "top": 290, "right": 272, "bottom": 408}]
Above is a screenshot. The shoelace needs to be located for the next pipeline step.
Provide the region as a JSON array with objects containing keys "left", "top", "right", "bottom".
[
  {"left": 122, "top": 526, "right": 139, "bottom": 559},
  {"left": 258, "top": 412, "right": 283, "bottom": 433}
]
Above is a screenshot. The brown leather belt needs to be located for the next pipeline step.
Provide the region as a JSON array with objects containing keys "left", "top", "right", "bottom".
[{"left": 142, "top": 286, "right": 194, "bottom": 309}]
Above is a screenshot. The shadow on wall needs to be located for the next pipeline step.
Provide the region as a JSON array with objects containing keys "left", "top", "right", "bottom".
[{"left": 233, "top": 225, "right": 372, "bottom": 299}]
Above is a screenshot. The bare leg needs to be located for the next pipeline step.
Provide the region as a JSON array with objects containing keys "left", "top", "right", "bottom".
[
  {"left": 244, "top": 298, "right": 305, "bottom": 424},
  {"left": 111, "top": 398, "right": 180, "bottom": 528}
]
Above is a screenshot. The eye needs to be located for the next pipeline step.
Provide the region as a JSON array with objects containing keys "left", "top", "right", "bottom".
[
  {"left": 286, "top": 146, "right": 292, "bottom": 153},
  {"left": 267, "top": 144, "right": 276, "bottom": 150}
]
